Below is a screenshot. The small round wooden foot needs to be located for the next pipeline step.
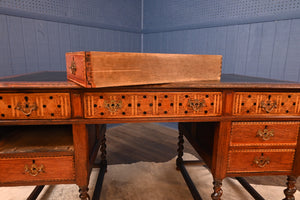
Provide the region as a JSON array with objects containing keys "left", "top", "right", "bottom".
[
  {"left": 79, "top": 186, "right": 90, "bottom": 200},
  {"left": 283, "top": 176, "right": 297, "bottom": 200},
  {"left": 211, "top": 179, "right": 223, "bottom": 200}
]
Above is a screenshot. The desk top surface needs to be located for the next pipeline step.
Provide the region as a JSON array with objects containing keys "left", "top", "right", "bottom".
[{"left": 0, "top": 71, "right": 299, "bottom": 90}]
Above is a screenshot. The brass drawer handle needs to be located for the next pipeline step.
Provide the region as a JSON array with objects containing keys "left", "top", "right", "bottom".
[
  {"left": 188, "top": 99, "right": 206, "bottom": 111},
  {"left": 256, "top": 127, "right": 274, "bottom": 141},
  {"left": 253, "top": 154, "right": 270, "bottom": 168},
  {"left": 15, "top": 102, "right": 38, "bottom": 116},
  {"left": 260, "top": 100, "right": 277, "bottom": 113},
  {"left": 69, "top": 57, "right": 77, "bottom": 75},
  {"left": 104, "top": 100, "right": 122, "bottom": 113},
  {"left": 24, "top": 162, "right": 44, "bottom": 176}
]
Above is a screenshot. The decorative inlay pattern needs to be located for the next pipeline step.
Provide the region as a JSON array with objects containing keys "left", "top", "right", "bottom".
[
  {"left": 0, "top": 93, "right": 71, "bottom": 119},
  {"left": 84, "top": 92, "right": 222, "bottom": 118},
  {"left": 233, "top": 92, "right": 300, "bottom": 115}
]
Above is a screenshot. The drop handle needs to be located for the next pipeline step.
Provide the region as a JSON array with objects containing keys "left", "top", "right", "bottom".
[
  {"left": 24, "top": 162, "right": 44, "bottom": 176},
  {"left": 260, "top": 100, "right": 277, "bottom": 113},
  {"left": 188, "top": 99, "right": 206, "bottom": 111},
  {"left": 253, "top": 154, "right": 270, "bottom": 168},
  {"left": 256, "top": 127, "right": 274, "bottom": 141},
  {"left": 15, "top": 102, "right": 37, "bottom": 116}
]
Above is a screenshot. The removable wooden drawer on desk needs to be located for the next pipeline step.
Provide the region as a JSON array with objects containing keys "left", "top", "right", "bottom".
[
  {"left": 84, "top": 92, "right": 222, "bottom": 118},
  {"left": 233, "top": 92, "right": 300, "bottom": 115},
  {"left": 0, "top": 93, "right": 71, "bottom": 119}
]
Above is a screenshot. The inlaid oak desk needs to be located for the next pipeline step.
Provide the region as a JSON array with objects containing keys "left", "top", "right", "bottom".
[{"left": 0, "top": 72, "right": 299, "bottom": 200}]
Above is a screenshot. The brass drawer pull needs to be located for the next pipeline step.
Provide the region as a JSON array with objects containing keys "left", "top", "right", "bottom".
[
  {"left": 253, "top": 154, "right": 270, "bottom": 168},
  {"left": 15, "top": 102, "right": 37, "bottom": 116},
  {"left": 260, "top": 100, "right": 277, "bottom": 113},
  {"left": 104, "top": 100, "right": 122, "bottom": 113},
  {"left": 256, "top": 127, "right": 274, "bottom": 141},
  {"left": 69, "top": 57, "right": 77, "bottom": 75},
  {"left": 24, "top": 162, "right": 44, "bottom": 176},
  {"left": 188, "top": 99, "right": 206, "bottom": 111}
]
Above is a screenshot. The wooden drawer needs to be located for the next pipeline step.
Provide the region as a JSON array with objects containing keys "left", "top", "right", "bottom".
[
  {"left": 84, "top": 92, "right": 222, "bottom": 118},
  {"left": 233, "top": 92, "right": 300, "bottom": 115},
  {"left": 66, "top": 51, "right": 222, "bottom": 88},
  {"left": 230, "top": 121, "right": 299, "bottom": 147},
  {"left": 227, "top": 149, "right": 295, "bottom": 174},
  {"left": 0, "top": 93, "right": 71, "bottom": 119},
  {"left": 0, "top": 156, "right": 75, "bottom": 184}
]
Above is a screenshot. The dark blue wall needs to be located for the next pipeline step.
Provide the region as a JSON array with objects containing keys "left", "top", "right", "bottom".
[
  {"left": 0, "top": 0, "right": 142, "bottom": 76},
  {"left": 143, "top": 0, "right": 300, "bottom": 82}
]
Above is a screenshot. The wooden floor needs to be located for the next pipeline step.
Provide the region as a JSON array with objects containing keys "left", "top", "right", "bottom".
[{"left": 100, "top": 123, "right": 300, "bottom": 190}]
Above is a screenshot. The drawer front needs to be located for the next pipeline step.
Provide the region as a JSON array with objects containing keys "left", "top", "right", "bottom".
[
  {"left": 0, "top": 93, "right": 71, "bottom": 119},
  {"left": 233, "top": 92, "right": 300, "bottom": 115},
  {"left": 230, "top": 121, "right": 299, "bottom": 147},
  {"left": 84, "top": 92, "right": 222, "bottom": 118},
  {"left": 227, "top": 149, "right": 295, "bottom": 174},
  {"left": 0, "top": 156, "right": 75, "bottom": 184}
]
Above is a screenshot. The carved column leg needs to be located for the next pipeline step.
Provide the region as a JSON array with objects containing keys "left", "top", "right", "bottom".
[
  {"left": 176, "top": 123, "right": 185, "bottom": 170},
  {"left": 283, "top": 176, "right": 297, "bottom": 200},
  {"left": 79, "top": 186, "right": 90, "bottom": 200},
  {"left": 211, "top": 179, "right": 223, "bottom": 200}
]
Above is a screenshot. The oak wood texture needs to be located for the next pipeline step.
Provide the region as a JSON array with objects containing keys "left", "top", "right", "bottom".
[{"left": 66, "top": 51, "right": 222, "bottom": 88}]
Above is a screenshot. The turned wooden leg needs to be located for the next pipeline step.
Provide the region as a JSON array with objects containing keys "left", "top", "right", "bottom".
[
  {"left": 79, "top": 186, "right": 90, "bottom": 200},
  {"left": 100, "top": 131, "right": 107, "bottom": 169},
  {"left": 283, "top": 176, "right": 297, "bottom": 200},
  {"left": 176, "top": 123, "right": 185, "bottom": 169},
  {"left": 211, "top": 179, "right": 223, "bottom": 200}
]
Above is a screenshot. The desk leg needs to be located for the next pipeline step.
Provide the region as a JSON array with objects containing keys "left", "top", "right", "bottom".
[
  {"left": 283, "top": 176, "right": 297, "bottom": 200},
  {"left": 73, "top": 124, "right": 90, "bottom": 200},
  {"left": 176, "top": 123, "right": 184, "bottom": 170},
  {"left": 211, "top": 179, "right": 223, "bottom": 200}
]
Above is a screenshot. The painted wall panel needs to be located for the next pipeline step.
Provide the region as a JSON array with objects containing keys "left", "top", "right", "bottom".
[
  {"left": 245, "top": 23, "right": 263, "bottom": 77},
  {"left": 22, "top": 18, "right": 39, "bottom": 73},
  {"left": 0, "top": 0, "right": 142, "bottom": 32},
  {"left": 257, "top": 22, "right": 276, "bottom": 78},
  {"left": 270, "top": 20, "right": 291, "bottom": 80},
  {"left": 285, "top": 19, "right": 300, "bottom": 82},
  {"left": 35, "top": 20, "right": 51, "bottom": 72},
  {"left": 234, "top": 24, "right": 250, "bottom": 75},
  {"left": 0, "top": 15, "right": 13, "bottom": 76},
  {"left": 222, "top": 25, "right": 238, "bottom": 74},
  {"left": 143, "top": 0, "right": 300, "bottom": 32},
  {"left": 47, "top": 21, "right": 61, "bottom": 71},
  {"left": 7, "top": 16, "right": 27, "bottom": 74},
  {"left": 58, "top": 23, "right": 71, "bottom": 71}
]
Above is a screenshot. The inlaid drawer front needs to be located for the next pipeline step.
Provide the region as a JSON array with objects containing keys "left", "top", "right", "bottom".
[
  {"left": 230, "top": 121, "right": 299, "bottom": 147},
  {"left": 0, "top": 156, "right": 75, "bottom": 183},
  {"left": 84, "top": 92, "right": 222, "bottom": 118},
  {"left": 233, "top": 92, "right": 300, "bottom": 115},
  {"left": 0, "top": 93, "right": 71, "bottom": 119},
  {"left": 227, "top": 149, "right": 295, "bottom": 174}
]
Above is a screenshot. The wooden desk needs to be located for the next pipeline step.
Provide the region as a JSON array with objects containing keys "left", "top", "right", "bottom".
[{"left": 0, "top": 72, "right": 299, "bottom": 200}]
